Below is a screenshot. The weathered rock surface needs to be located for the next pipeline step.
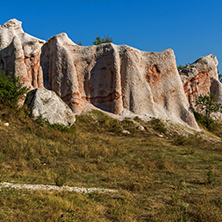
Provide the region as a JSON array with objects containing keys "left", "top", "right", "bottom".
[
  {"left": 41, "top": 33, "right": 198, "bottom": 129},
  {"left": 180, "top": 54, "right": 222, "bottom": 106},
  {"left": 0, "top": 19, "right": 199, "bottom": 129},
  {"left": 25, "top": 88, "right": 76, "bottom": 126},
  {"left": 0, "top": 19, "right": 45, "bottom": 89}
]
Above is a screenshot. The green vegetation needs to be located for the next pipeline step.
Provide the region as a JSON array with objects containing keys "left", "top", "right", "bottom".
[
  {"left": 0, "top": 72, "right": 28, "bottom": 109},
  {"left": 0, "top": 78, "right": 222, "bottom": 221},
  {"left": 196, "top": 93, "right": 222, "bottom": 119},
  {"left": 150, "top": 118, "right": 167, "bottom": 134},
  {"left": 177, "top": 64, "right": 186, "bottom": 71},
  {"left": 0, "top": 105, "right": 222, "bottom": 221},
  {"left": 92, "top": 36, "right": 113, "bottom": 45},
  {"left": 195, "top": 93, "right": 222, "bottom": 129},
  {"left": 76, "top": 41, "right": 82, "bottom": 46}
]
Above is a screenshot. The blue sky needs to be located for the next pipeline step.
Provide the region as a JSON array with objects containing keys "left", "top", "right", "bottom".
[{"left": 1, "top": 0, "right": 222, "bottom": 71}]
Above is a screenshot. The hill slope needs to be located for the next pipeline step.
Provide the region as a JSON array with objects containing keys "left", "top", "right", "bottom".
[{"left": 0, "top": 107, "right": 222, "bottom": 221}]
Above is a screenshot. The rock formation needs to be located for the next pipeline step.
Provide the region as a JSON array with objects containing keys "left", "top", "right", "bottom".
[
  {"left": 180, "top": 54, "right": 222, "bottom": 106},
  {"left": 0, "top": 19, "right": 199, "bottom": 129},
  {"left": 25, "top": 88, "right": 76, "bottom": 126},
  {"left": 0, "top": 19, "right": 45, "bottom": 90}
]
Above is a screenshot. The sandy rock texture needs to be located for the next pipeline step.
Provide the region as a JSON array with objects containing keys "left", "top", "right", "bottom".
[
  {"left": 41, "top": 33, "right": 198, "bottom": 129},
  {"left": 180, "top": 54, "right": 222, "bottom": 106},
  {"left": 0, "top": 19, "right": 199, "bottom": 129},
  {"left": 25, "top": 88, "right": 76, "bottom": 126},
  {"left": 0, "top": 19, "right": 45, "bottom": 89}
]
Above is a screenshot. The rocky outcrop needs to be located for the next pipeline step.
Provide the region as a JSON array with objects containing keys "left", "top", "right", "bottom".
[
  {"left": 0, "top": 19, "right": 45, "bottom": 89},
  {"left": 41, "top": 33, "right": 198, "bottom": 128},
  {"left": 180, "top": 54, "right": 222, "bottom": 106},
  {"left": 25, "top": 88, "right": 76, "bottom": 126},
  {"left": 0, "top": 19, "right": 199, "bottom": 129}
]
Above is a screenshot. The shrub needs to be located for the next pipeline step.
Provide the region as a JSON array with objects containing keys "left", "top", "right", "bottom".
[
  {"left": 193, "top": 109, "right": 222, "bottom": 137},
  {"left": 0, "top": 72, "right": 28, "bottom": 108},
  {"left": 92, "top": 36, "right": 113, "bottom": 45},
  {"left": 195, "top": 93, "right": 222, "bottom": 128},
  {"left": 177, "top": 65, "right": 186, "bottom": 71}
]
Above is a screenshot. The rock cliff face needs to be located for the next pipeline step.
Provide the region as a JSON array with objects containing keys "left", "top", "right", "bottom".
[
  {"left": 180, "top": 54, "right": 222, "bottom": 106},
  {"left": 0, "top": 19, "right": 199, "bottom": 129},
  {"left": 0, "top": 19, "right": 45, "bottom": 89}
]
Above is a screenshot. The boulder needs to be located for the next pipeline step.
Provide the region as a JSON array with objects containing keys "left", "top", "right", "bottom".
[
  {"left": 137, "top": 125, "right": 145, "bottom": 131},
  {"left": 25, "top": 88, "right": 76, "bottom": 126},
  {"left": 180, "top": 54, "right": 222, "bottom": 106}
]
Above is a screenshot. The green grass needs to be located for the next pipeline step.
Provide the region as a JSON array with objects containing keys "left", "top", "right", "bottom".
[{"left": 0, "top": 107, "right": 222, "bottom": 221}]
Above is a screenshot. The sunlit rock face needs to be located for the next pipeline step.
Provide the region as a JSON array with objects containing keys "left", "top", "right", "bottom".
[
  {"left": 180, "top": 54, "right": 222, "bottom": 106},
  {"left": 0, "top": 19, "right": 45, "bottom": 89},
  {"left": 0, "top": 19, "right": 199, "bottom": 129},
  {"left": 41, "top": 34, "right": 198, "bottom": 129},
  {"left": 25, "top": 88, "right": 76, "bottom": 126}
]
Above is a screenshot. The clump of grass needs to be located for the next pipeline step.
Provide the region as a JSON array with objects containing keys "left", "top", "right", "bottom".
[
  {"left": 53, "top": 168, "right": 68, "bottom": 187},
  {"left": 206, "top": 168, "right": 216, "bottom": 185},
  {"left": 150, "top": 118, "right": 167, "bottom": 134},
  {"left": 172, "top": 133, "right": 205, "bottom": 147},
  {"left": 76, "top": 110, "right": 123, "bottom": 134},
  {"left": 121, "top": 118, "right": 137, "bottom": 135}
]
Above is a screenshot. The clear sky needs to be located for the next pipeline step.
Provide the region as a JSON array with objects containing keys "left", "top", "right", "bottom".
[{"left": 1, "top": 0, "right": 222, "bottom": 71}]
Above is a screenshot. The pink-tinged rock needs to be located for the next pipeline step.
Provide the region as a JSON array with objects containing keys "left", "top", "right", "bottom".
[
  {"left": 0, "top": 19, "right": 199, "bottom": 129},
  {"left": 0, "top": 19, "right": 45, "bottom": 90},
  {"left": 180, "top": 54, "right": 221, "bottom": 106},
  {"left": 41, "top": 33, "right": 198, "bottom": 129}
]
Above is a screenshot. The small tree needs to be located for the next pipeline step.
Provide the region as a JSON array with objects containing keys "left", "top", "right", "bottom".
[
  {"left": 92, "top": 36, "right": 113, "bottom": 45},
  {"left": 0, "top": 72, "right": 28, "bottom": 108},
  {"left": 195, "top": 93, "right": 222, "bottom": 128},
  {"left": 177, "top": 65, "right": 186, "bottom": 71}
]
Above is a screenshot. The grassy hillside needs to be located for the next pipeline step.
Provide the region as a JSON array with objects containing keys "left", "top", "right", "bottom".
[{"left": 0, "top": 107, "right": 222, "bottom": 221}]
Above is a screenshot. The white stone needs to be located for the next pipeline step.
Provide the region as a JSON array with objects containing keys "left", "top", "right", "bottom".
[
  {"left": 137, "top": 125, "right": 145, "bottom": 131},
  {"left": 122, "top": 130, "right": 130, "bottom": 135},
  {"left": 25, "top": 88, "right": 76, "bottom": 126}
]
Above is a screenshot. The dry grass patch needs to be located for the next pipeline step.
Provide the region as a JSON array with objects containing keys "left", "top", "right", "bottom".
[{"left": 0, "top": 107, "right": 222, "bottom": 221}]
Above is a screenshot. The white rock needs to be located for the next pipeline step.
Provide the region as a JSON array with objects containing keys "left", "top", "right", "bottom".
[
  {"left": 4, "top": 123, "right": 9, "bottom": 126},
  {"left": 122, "top": 130, "right": 130, "bottom": 135},
  {"left": 0, "top": 19, "right": 45, "bottom": 90},
  {"left": 137, "top": 125, "right": 145, "bottom": 131},
  {"left": 25, "top": 88, "right": 76, "bottom": 126}
]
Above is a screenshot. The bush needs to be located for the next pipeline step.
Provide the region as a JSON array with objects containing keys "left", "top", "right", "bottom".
[
  {"left": 0, "top": 72, "right": 28, "bottom": 108},
  {"left": 92, "top": 36, "right": 113, "bottom": 45},
  {"left": 194, "top": 110, "right": 222, "bottom": 136},
  {"left": 195, "top": 93, "right": 222, "bottom": 128},
  {"left": 177, "top": 65, "right": 186, "bottom": 71}
]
